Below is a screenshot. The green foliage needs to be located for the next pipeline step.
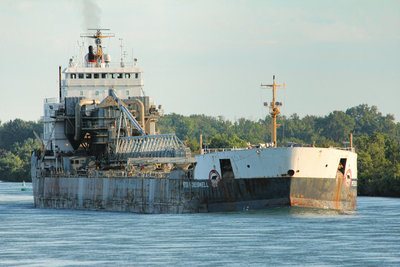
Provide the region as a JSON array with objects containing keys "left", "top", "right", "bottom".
[
  {"left": 280, "top": 114, "right": 317, "bottom": 144},
  {"left": 318, "top": 111, "right": 355, "bottom": 142},
  {"left": 347, "top": 105, "right": 385, "bottom": 135},
  {"left": 11, "top": 138, "right": 41, "bottom": 180},
  {"left": 158, "top": 113, "right": 232, "bottom": 142},
  {"left": 0, "top": 120, "right": 42, "bottom": 182},
  {"left": 233, "top": 118, "right": 269, "bottom": 144},
  {"left": 184, "top": 136, "right": 200, "bottom": 153},
  {"left": 0, "top": 151, "right": 24, "bottom": 181},
  {"left": 209, "top": 133, "right": 248, "bottom": 149},
  {"left": 0, "top": 119, "right": 42, "bottom": 150},
  {"left": 0, "top": 138, "right": 41, "bottom": 182},
  {"left": 355, "top": 134, "right": 400, "bottom": 197}
]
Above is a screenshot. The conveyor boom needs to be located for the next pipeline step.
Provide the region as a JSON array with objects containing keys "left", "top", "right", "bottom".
[{"left": 110, "top": 89, "right": 146, "bottom": 135}]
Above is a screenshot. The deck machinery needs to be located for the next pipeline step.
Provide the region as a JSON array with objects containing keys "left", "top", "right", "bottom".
[{"left": 39, "top": 29, "right": 191, "bottom": 177}]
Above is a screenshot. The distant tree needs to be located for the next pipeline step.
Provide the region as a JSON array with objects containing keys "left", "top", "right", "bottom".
[
  {"left": 345, "top": 104, "right": 397, "bottom": 137},
  {"left": 380, "top": 113, "right": 398, "bottom": 139},
  {"left": 209, "top": 133, "right": 247, "bottom": 148},
  {"left": 11, "top": 138, "right": 41, "bottom": 179},
  {"left": 0, "top": 152, "right": 24, "bottom": 181},
  {"left": 0, "top": 119, "right": 42, "bottom": 150},
  {"left": 158, "top": 113, "right": 227, "bottom": 140},
  {"left": 355, "top": 133, "right": 400, "bottom": 197},
  {"left": 317, "top": 111, "right": 355, "bottom": 143},
  {"left": 0, "top": 119, "right": 42, "bottom": 181},
  {"left": 280, "top": 114, "right": 318, "bottom": 144},
  {"left": 184, "top": 136, "right": 200, "bottom": 153},
  {"left": 233, "top": 117, "right": 268, "bottom": 144},
  {"left": 209, "top": 134, "right": 231, "bottom": 148},
  {"left": 228, "top": 133, "right": 248, "bottom": 148}
]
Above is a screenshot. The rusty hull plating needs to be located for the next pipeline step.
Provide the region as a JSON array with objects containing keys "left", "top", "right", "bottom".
[{"left": 32, "top": 169, "right": 357, "bottom": 213}]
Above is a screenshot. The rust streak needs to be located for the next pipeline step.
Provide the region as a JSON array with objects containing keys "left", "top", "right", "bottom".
[{"left": 333, "top": 171, "right": 343, "bottom": 210}]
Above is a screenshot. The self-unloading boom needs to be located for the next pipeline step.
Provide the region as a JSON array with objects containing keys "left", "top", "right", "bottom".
[
  {"left": 109, "top": 88, "right": 190, "bottom": 159},
  {"left": 110, "top": 89, "right": 146, "bottom": 135}
]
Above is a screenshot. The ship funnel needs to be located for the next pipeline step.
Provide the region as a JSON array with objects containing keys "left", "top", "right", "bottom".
[{"left": 88, "top": 45, "right": 95, "bottom": 63}]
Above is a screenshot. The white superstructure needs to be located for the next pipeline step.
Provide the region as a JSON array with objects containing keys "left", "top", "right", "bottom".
[
  {"left": 62, "top": 62, "right": 144, "bottom": 101},
  {"left": 61, "top": 29, "right": 145, "bottom": 102},
  {"left": 42, "top": 29, "right": 153, "bottom": 154}
]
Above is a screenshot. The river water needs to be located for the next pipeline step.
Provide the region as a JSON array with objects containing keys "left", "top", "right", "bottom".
[{"left": 0, "top": 182, "right": 399, "bottom": 266}]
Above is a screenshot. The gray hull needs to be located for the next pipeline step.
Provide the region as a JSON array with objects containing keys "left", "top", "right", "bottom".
[{"left": 32, "top": 172, "right": 357, "bottom": 213}]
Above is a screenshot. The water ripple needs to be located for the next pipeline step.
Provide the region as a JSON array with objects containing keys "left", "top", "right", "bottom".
[{"left": 0, "top": 182, "right": 399, "bottom": 266}]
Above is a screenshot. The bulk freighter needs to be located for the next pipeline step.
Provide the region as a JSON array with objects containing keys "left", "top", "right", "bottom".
[{"left": 31, "top": 29, "right": 357, "bottom": 213}]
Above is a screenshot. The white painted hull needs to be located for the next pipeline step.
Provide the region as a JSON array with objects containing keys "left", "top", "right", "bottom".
[{"left": 195, "top": 147, "right": 357, "bottom": 180}]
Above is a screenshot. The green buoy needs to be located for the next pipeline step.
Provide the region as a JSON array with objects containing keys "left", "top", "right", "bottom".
[{"left": 21, "top": 181, "right": 28, "bottom": 191}]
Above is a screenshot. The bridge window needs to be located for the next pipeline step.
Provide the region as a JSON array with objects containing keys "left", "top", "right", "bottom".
[
  {"left": 111, "top": 73, "right": 116, "bottom": 79},
  {"left": 94, "top": 73, "right": 99, "bottom": 79},
  {"left": 135, "top": 73, "right": 139, "bottom": 79},
  {"left": 117, "top": 73, "right": 123, "bottom": 79},
  {"left": 78, "top": 73, "right": 84, "bottom": 79},
  {"left": 70, "top": 73, "right": 77, "bottom": 79},
  {"left": 101, "top": 73, "right": 107, "bottom": 79},
  {"left": 125, "top": 73, "right": 131, "bottom": 79},
  {"left": 86, "top": 73, "right": 92, "bottom": 79}
]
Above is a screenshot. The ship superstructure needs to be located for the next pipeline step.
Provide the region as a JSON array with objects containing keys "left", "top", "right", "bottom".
[
  {"left": 32, "top": 29, "right": 357, "bottom": 213},
  {"left": 41, "top": 29, "right": 178, "bottom": 168},
  {"left": 62, "top": 30, "right": 143, "bottom": 101}
]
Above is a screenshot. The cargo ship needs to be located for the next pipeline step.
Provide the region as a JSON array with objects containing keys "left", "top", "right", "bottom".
[{"left": 31, "top": 29, "right": 357, "bottom": 213}]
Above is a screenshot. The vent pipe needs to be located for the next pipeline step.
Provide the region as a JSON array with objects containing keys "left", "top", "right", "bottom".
[{"left": 58, "top": 66, "right": 62, "bottom": 102}]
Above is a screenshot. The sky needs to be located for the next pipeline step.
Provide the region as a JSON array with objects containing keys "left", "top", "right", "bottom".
[{"left": 0, "top": 0, "right": 399, "bottom": 123}]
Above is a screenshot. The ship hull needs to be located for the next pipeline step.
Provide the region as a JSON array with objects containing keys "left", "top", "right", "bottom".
[{"left": 32, "top": 173, "right": 357, "bottom": 213}]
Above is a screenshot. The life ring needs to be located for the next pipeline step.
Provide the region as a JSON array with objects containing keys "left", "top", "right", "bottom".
[
  {"left": 209, "top": 170, "right": 221, "bottom": 188},
  {"left": 344, "top": 169, "right": 352, "bottom": 188}
]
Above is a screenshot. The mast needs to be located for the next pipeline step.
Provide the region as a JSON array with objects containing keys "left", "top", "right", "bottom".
[
  {"left": 261, "top": 75, "right": 285, "bottom": 148},
  {"left": 80, "top": 29, "right": 115, "bottom": 65},
  {"left": 58, "top": 66, "right": 62, "bottom": 102}
]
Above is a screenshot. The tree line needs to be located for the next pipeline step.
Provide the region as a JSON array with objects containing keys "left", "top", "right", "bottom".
[
  {"left": 0, "top": 119, "right": 42, "bottom": 182},
  {"left": 0, "top": 104, "right": 399, "bottom": 197}
]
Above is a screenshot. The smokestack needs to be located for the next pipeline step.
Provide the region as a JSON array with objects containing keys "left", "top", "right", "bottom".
[{"left": 88, "top": 45, "right": 95, "bottom": 63}]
